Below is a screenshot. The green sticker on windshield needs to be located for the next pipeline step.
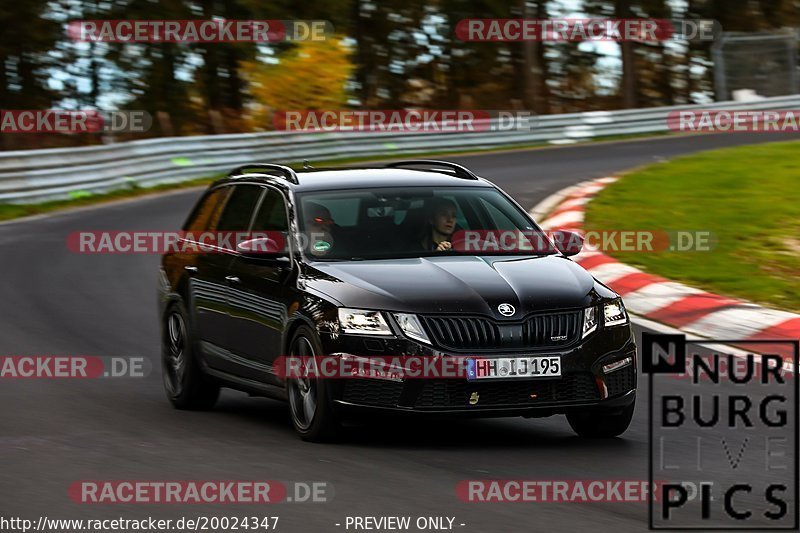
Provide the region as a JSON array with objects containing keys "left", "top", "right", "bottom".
[{"left": 313, "top": 241, "right": 331, "bottom": 252}]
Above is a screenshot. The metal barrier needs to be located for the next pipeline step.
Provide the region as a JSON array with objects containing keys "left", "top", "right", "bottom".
[{"left": 1, "top": 95, "right": 799, "bottom": 203}]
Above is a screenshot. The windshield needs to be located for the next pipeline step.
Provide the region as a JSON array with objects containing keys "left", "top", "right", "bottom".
[{"left": 295, "top": 186, "right": 556, "bottom": 260}]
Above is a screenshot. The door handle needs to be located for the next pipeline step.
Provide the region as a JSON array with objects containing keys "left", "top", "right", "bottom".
[
  {"left": 225, "top": 275, "right": 241, "bottom": 284},
  {"left": 184, "top": 266, "right": 198, "bottom": 274}
]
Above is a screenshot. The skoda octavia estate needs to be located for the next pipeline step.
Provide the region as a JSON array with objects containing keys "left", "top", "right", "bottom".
[{"left": 159, "top": 160, "right": 637, "bottom": 441}]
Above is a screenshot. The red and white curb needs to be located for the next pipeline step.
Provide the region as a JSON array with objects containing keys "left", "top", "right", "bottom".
[{"left": 532, "top": 177, "right": 800, "bottom": 345}]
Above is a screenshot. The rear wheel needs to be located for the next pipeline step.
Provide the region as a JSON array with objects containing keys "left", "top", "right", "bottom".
[
  {"left": 162, "top": 301, "right": 220, "bottom": 410},
  {"left": 286, "top": 326, "right": 340, "bottom": 442},
  {"left": 567, "top": 400, "right": 635, "bottom": 438}
]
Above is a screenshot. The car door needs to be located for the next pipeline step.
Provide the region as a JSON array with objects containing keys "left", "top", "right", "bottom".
[
  {"left": 193, "top": 183, "right": 265, "bottom": 374},
  {"left": 180, "top": 185, "right": 233, "bottom": 357},
  {"left": 226, "top": 186, "right": 298, "bottom": 384}
]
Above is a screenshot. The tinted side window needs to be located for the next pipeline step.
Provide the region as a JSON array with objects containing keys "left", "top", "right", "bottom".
[
  {"left": 216, "top": 185, "right": 264, "bottom": 231},
  {"left": 252, "top": 189, "right": 289, "bottom": 231},
  {"left": 183, "top": 187, "right": 230, "bottom": 231}
]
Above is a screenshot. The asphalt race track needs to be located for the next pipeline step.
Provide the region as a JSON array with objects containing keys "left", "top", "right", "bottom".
[{"left": 0, "top": 132, "right": 796, "bottom": 532}]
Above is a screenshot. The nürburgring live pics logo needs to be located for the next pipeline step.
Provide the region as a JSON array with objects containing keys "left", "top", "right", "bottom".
[{"left": 644, "top": 333, "right": 798, "bottom": 530}]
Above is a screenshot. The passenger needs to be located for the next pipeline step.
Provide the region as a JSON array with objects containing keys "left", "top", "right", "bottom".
[{"left": 420, "top": 198, "right": 458, "bottom": 252}]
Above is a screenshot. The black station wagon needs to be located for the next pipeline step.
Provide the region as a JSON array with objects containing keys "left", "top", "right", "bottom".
[{"left": 159, "top": 160, "right": 637, "bottom": 441}]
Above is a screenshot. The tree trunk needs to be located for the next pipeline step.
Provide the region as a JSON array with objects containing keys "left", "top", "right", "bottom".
[
  {"left": 616, "top": 0, "right": 638, "bottom": 108},
  {"left": 202, "top": 0, "right": 221, "bottom": 116},
  {"left": 225, "top": 46, "right": 243, "bottom": 111},
  {"left": 89, "top": 41, "right": 100, "bottom": 108},
  {"left": 535, "top": 0, "right": 550, "bottom": 113},
  {"left": 352, "top": 0, "right": 370, "bottom": 106},
  {"left": 660, "top": 43, "right": 673, "bottom": 106},
  {"left": 520, "top": 0, "right": 543, "bottom": 112}
]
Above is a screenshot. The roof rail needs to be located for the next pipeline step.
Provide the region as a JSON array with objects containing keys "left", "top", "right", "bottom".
[
  {"left": 227, "top": 163, "right": 299, "bottom": 185},
  {"left": 385, "top": 160, "right": 479, "bottom": 180}
]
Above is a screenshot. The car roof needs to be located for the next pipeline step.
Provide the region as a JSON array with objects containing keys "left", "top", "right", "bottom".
[{"left": 212, "top": 167, "right": 496, "bottom": 193}]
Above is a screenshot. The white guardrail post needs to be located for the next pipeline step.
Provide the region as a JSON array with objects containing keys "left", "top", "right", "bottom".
[{"left": 1, "top": 95, "right": 799, "bottom": 203}]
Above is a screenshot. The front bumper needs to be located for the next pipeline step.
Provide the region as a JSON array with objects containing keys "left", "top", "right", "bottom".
[{"left": 319, "top": 324, "right": 637, "bottom": 417}]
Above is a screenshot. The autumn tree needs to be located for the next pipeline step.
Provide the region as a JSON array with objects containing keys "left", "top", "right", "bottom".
[{"left": 241, "top": 37, "right": 354, "bottom": 130}]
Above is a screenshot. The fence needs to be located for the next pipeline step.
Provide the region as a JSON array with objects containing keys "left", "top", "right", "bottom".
[{"left": 1, "top": 95, "right": 799, "bottom": 203}]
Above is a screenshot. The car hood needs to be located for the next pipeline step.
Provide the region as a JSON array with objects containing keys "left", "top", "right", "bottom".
[{"left": 302, "top": 255, "right": 615, "bottom": 319}]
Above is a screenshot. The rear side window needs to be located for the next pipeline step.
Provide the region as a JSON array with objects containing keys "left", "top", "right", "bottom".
[
  {"left": 251, "top": 189, "right": 289, "bottom": 231},
  {"left": 216, "top": 185, "right": 264, "bottom": 231},
  {"left": 183, "top": 187, "right": 229, "bottom": 231}
]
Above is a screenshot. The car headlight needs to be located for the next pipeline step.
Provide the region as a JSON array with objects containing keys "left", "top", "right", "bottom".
[
  {"left": 582, "top": 306, "right": 598, "bottom": 338},
  {"left": 338, "top": 308, "right": 392, "bottom": 336},
  {"left": 393, "top": 313, "right": 431, "bottom": 344},
  {"left": 603, "top": 299, "right": 629, "bottom": 327}
]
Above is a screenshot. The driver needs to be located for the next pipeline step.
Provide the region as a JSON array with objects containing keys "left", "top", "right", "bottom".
[{"left": 420, "top": 197, "right": 458, "bottom": 252}]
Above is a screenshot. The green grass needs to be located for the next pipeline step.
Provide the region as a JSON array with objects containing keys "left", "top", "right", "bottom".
[
  {"left": 0, "top": 130, "right": 672, "bottom": 223},
  {"left": 0, "top": 176, "right": 220, "bottom": 222},
  {"left": 585, "top": 140, "right": 800, "bottom": 312}
]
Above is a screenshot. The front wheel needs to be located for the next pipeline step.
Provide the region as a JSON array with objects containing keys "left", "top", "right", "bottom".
[
  {"left": 162, "top": 301, "right": 220, "bottom": 410},
  {"left": 567, "top": 400, "right": 635, "bottom": 438},
  {"left": 286, "top": 326, "right": 340, "bottom": 442}
]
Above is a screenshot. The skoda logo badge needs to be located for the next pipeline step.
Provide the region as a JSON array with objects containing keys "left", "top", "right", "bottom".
[{"left": 498, "top": 303, "right": 515, "bottom": 316}]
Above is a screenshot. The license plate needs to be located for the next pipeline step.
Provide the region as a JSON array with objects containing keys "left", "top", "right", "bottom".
[{"left": 467, "top": 356, "right": 561, "bottom": 381}]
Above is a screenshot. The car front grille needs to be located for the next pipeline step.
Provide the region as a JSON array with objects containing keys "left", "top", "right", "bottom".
[
  {"left": 421, "top": 310, "right": 582, "bottom": 351},
  {"left": 414, "top": 373, "right": 599, "bottom": 408},
  {"left": 605, "top": 364, "right": 636, "bottom": 398},
  {"left": 342, "top": 379, "right": 404, "bottom": 407}
]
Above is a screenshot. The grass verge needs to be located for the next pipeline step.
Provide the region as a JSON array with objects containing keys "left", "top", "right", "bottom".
[
  {"left": 0, "top": 176, "right": 217, "bottom": 222},
  {"left": 0, "top": 131, "right": 671, "bottom": 223},
  {"left": 584, "top": 140, "right": 800, "bottom": 312}
]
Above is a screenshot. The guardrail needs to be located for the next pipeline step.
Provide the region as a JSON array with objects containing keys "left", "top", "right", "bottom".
[{"left": 1, "top": 95, "right": 799, "bottom": 203}]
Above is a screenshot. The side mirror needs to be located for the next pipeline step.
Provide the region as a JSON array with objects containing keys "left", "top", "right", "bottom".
[
  {"left": 551, "top": 230, "right": 583, "bottom": 257},
  {"left": 236, "top": 237, "right": 289, "bottom": 261}
]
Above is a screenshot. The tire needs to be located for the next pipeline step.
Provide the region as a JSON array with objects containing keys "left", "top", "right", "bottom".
[
  {"left": 162, "top": 301, "right": 220, "bottom": 410},
  {"left": 567, "top": 400, "right": 635, "bottom": 438},
  {"left": 286, "top": 325, "right": 340, "bottom": 442}
]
